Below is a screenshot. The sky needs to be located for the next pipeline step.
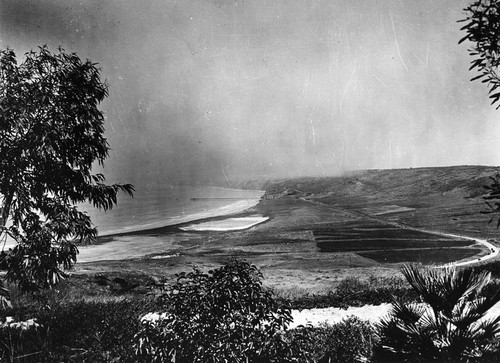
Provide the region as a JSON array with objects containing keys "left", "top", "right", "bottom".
[{"left": 1, "top": 0, "right": 499, "bottom": 186}]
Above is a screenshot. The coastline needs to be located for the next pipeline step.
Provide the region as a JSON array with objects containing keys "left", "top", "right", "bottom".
[
  {"left": 77, "top": 192, "right": 266, "bottom": 262},
  {"left": 96, "top": 197, "right": 265, "bottom": 237}
]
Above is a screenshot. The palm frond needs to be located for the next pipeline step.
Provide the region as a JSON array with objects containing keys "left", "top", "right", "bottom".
[
  {"left": 401, "top": 265, "right": 447, "bottom": 311},
  {"left": 390, "top": 300, "right": 426, "bottom": 328},
  {"left": 469, "top": 314, "right": 500, "bottom": 341}
]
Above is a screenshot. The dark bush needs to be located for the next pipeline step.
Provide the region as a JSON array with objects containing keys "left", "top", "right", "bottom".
[
  {"left": 472, "top": 260, "right": 500, "bottom": 279},
  {"left": 135, "top": 258, "right": 309, "bottom": 362},
  {"left": 0, "top": 297, "right": 151, "bottom": 362},
  {"left": 282, "top": 276, "right": 418, "bottom": 310},
  {"left": 289, "top": 317, "right": 377, "bottom": 363}
]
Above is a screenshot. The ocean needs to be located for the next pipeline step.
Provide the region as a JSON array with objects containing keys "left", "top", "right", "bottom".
[{"left": 79, "top": 185, "right": 264, "bottom": 236}]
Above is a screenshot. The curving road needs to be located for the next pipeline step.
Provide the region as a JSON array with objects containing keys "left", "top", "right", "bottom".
[
  {"left": 433, "top": 232, "right": 499, "bottom": 268},
  {"left": 301, "top": 197, "right": 499, "bottom": 268}
]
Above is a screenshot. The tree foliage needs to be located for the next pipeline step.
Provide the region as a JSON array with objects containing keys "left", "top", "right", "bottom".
[
  {"left": 0, "top": 46, "right": 133, "bottom": 296},
  {"left": 482, "top": 173, "right": 500, "bottom": 227},
  {"left": 377, "top": 264, "right": 500, "bottom": 361},
  {"left": 135, "top": 259, "right": 307, "bottom": 362},
  {"left": 460, "top": 1, "right": 500, "bottom": 227},
  {"left": 460, "top": 0, "right": 500, "bottom": 108}
]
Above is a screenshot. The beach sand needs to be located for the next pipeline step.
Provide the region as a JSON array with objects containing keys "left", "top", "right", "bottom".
[
  {"left": 78, "top": 198, "right": 265, "bottom": 262},
  {"left": 180, "top": 216, "right": 269, "bottom": 232}
]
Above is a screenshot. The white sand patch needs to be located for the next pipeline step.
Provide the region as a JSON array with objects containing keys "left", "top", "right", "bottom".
[
  {"left": 289, "top": 301, "right": 500, "bottom": 329},
  {"left": 289, "top": 303, "right": 392, "bottom": 329},
  {"left": 180, "top": 216, "right": 269, "bottom": 232}
]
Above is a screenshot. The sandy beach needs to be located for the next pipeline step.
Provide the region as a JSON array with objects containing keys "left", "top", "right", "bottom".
[
  {"left": 180, "top": 216, "right": 270, "bottom": 232},
  {"left": 77, "top": 196, "right": 266, "bottom": 262}
]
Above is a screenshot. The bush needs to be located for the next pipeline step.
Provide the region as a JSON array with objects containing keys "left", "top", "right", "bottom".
[
  {"left": 289, "top": 317, "right": 377, "bottom": 363},
  {"left": 0, "top": 297, "right": 149, "bottom": 362},
  {"left": 281, "top": 275, "right": 418, "bottom": 310},
  {"left": 135, "top": 258, "right": 309, "bottom": 362}
]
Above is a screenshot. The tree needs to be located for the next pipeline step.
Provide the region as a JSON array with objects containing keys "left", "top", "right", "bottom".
[
  {"left": 377, "top": 264, "right": 500, "bottom": 361},
  {"left": 460, "top": 1, "right": 500, "bottom": 225},
  {"left": 135, "top": 259, "right": 307, "bottom": 362},
  {"left": 460, "top": 0, "right": 500, "bottom": 108},
  {"left": 0, "top": 46, "right": 133, "bottom": 299}
]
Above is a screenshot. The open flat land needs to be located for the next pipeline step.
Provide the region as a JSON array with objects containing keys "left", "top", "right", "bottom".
[{"left": 74, "top": 165, "right": 500, "bottom": 293}]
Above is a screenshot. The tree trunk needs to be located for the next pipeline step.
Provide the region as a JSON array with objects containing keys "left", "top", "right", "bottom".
[{"left": 0, "top": 191, "right": 13, "bottom": 230}]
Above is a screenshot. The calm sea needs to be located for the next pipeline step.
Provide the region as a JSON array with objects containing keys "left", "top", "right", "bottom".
[{"left": 79, "top": 186, "right": 264, "bottom": 236}]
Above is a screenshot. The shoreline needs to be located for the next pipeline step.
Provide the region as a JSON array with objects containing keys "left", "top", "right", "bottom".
[
  {"left": 96, "top": 193, "right": 265, "bottom": 238},
  {"left": 77, "top": 194, "right": 267, "bottom": 262}
]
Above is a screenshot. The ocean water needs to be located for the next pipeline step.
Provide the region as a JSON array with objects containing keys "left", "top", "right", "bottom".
[{"left": 79, "top": 185, "right": 264, "bottom": 236}]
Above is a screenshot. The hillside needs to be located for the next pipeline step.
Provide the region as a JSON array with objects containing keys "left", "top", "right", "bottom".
[
  {"left": 264, "top": 166, "right": 497, "bottom": 199},
  {"left": 262, "top": 165, "right": 500, "bottom": 239}
]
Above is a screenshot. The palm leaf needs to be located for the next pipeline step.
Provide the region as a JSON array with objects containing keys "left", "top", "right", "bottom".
[{"left": 400, "top": 265, "right": 447, "bottom": 311}]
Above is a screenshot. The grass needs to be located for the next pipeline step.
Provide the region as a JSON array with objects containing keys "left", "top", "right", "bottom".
[
  {"left": 0, "top": 284, "right": 154, "bottom": 362},
  {"left": 272, "top": 274, "right": 418, "bottom": 310}
]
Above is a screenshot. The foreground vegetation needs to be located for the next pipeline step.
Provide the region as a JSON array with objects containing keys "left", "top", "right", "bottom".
[{"left": 1, "top": 259, "right": 500, "bottom": 362}]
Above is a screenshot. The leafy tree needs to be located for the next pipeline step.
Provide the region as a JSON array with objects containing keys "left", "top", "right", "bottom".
[
  {"left": 377, "top": 264, "right": 500, "bottom": 361},
  {"left": 460, "top": 1, "right": 500, "bottom": 225},
  {"left": 460, "top": 0, "right": 500, "bottom": 108},
  {"left": 135, "top": 259, "right": 308, "bottom": 362},
  {"left": 0, "top": 46, "right": 133, "bottom": 299}
]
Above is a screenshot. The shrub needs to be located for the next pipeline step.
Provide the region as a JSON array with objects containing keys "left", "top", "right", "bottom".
[
  {"left": 289, "top": 317, "right": 377, "bottom": 363},
  {"left": 0, "top": 297, "right": 149, "bottom": 362},
  {"left": 135, "top": 258, "right": 309, "bottom": 362},
  {"left": 280, "top": 275, "right": 418, "bottom": 310}
]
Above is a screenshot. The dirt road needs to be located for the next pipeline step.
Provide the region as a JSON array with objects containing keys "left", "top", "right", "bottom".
[{"left": 301, "top": 197, "right": 499, "bottom": 268}]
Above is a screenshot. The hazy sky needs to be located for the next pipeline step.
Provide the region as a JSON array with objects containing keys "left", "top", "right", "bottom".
[{"left": 1, "top": 0, "right": 499, "bottom": 186}]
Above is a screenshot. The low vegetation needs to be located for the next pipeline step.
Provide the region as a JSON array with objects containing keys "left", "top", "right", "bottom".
[
  {"left": 0, "top": 259, "right": 499, "bottom": 362},
  {"left": 277, "top": 275, "right": 418, "bottom": 310},
  {"left": 0, "top": 260, "right": 381, "bottom": 362}
]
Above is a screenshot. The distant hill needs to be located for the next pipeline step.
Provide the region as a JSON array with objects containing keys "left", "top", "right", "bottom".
[
  {"left": 263, "top": 165, "right": 499, "bottom": 201},
  {"left": 262, "top": 165, "right": 500, "bottom": 240}
]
